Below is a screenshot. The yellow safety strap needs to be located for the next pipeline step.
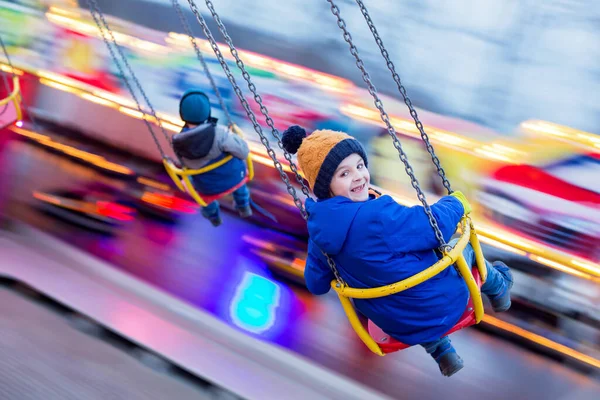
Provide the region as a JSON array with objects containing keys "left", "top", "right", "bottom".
[
  {"left": 0, "top": 76, "right": 22, "bottom": 121},
  {"left": 163, "top": 124, "right": 254, "bottom": 206}
]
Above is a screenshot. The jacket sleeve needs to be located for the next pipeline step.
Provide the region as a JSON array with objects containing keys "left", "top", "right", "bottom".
[
  {"left": 218, "top": 127, "right": 250, "bottom": 159},
  {"left": 383, "top": 195, "right": 464, "bottom": 252},
  {"left": 304, "top": 239, "right": 335, "bottom": 295}
]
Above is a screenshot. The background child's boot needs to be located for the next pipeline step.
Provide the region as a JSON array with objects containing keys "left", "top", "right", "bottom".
[
  {"left": 437, "top": 351, "right": 464, "bottom": 377},
  {"left": 489, "top": 261, "right": 514, "bottom": 312},
  {"left": 209, "top": 215, "right": 222, "bottom": 227},
  {"left": 237, "top": 205, "right": 252, "bottom": 218},
  {"left": 428, "top": 339, "right": 464, "bottom": 377}
]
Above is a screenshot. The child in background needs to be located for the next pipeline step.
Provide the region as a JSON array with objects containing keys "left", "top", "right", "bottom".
[{"left": 172, "top": 89, "right": 251, "bottom": 227}]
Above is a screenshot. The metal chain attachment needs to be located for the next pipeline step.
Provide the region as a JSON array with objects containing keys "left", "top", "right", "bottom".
[
  {"left": 171, "top": 0, "right": 233, "bottom": 127},
  {"left": 326, "top": 0, "right": 446, "bottom": 248},
  {"left": 354, "top": 0, "right": 452, "bottom": 194},
  {"left": 185, "top": 0, "right": 345, "bottom": 285},
  {"left": 86, "top": 0, "right": 175, "bottom": 161},
  {"left": 184, "top": 0, "right": 310, "bottom": 219},
  {"left": 201, "top": 0, "right": 313, "bottom": 202}
]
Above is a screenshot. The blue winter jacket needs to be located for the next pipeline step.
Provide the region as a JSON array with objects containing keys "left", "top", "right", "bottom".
[{"left": 304, "top": 194, "right": 469, "bottom": 345}]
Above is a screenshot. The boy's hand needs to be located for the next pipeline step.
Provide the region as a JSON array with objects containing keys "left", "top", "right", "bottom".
[
  {"left": 450, "top": 191, "right": 472, "bottom": 215},
  {"left": 230, "top": 123, "right": 244, "bottom": 138}
]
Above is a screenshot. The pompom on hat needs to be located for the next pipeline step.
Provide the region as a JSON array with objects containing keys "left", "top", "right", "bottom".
[{"left": 282, "top": 125, "right": 368, "bottom": 199}]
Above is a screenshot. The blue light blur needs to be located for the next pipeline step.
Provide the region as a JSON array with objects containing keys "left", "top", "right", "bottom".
[{"left": 229, "top": 271, "right": 281, "bottom": 335}]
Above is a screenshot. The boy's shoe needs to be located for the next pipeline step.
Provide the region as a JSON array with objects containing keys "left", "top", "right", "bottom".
[
  {"left": 438, "top": 352, "right": 464, "bottom": 377},
  {"left": 237, "top": 205, "right": 252, "bottom": 218},
  {"left": 489, "top": 261, "right": 514, "bottom": 312},
  {"left": 208, "top": 215, "right": 223, "bottom": 227}
]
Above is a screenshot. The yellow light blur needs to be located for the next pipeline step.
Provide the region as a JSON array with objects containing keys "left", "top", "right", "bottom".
[
  {"left": 433, "top": 131, "right": 472, "bottom": 147},
  {"left": 0, "top": 64, "right": 24, "bottom": 75},
  {"left": 33, "top": 191, "right": 62, "bottom": 206},
  {"left": 79, "top": 92, "right": 117, "bottom": 108},
  {"left": 118, "top": 107, "right": 145, "bottom": 120},
  {"left": 118, "top": 107, "right": 181, "bottom": 132},
  {"left": 48, "top": 6, "right": 80, "bottom": 18},
  {"left": 478, "top": 226, "right": 544, "bottom": 251},
  {"left": 162, "top": 122, "right": 183, "bottom": 133},
  {"left": 91, "top": 91, "right": 136, "bottom": 109},
  {"left": 46, "top": 12, "right": 169, "bottom": 54},
  {"left": 38, "top": 70, "right": 84, "bottom": 87},
  {"left": 12, "top": 126, "right": 134, "bottom": 176},
  {"left": 521, "top": 120, "right": 600, "bottom": 152},
  {"left": 242, "top": 52, "right": 271, "bottom": 68},
  {"left": 473, "top": 147, "right": 515, "bottom": 163},
  {"left": 137, "top": 177, "right": 170, "bottom": 191},
  {"left": 491, "top": 142, "right": 526, "bottom": 155},
  {"left": 340, "top": 102, "right": 486, "bottom": 154},
  {"left": 250, "top": 153, "right": 294, "bottom": 173},
  {"left": 46, "top": 13, "right": 98, "bottom": 36},
  {"left": 10, "top": 126, "right": 51, "bottom": 141},
  {"left": 571, "top": 259, "right": 600, "bottom": 272},
  {"left": 530, "top": 256, "right": 596, "bottom": 280},
  {"left": 483, "top": 315, "right": 600, "bottom": 370},
  {"left": 275, "top": 63, "right": 308, "bottom": 79},
  {"left": 340, "top": 103, "right": 379, "bottom": 120},
  {"left": 166, "top": 31, "right": 352, "bottom": 93},
  {"left": 39, "top": 78, "right": 81, "bottom": 95},
  {"left": 156, "top": 112, "right": 185, "bottom": 127},
  {"left": 478, "top": 236, "right": 527, "bottom": 257}
]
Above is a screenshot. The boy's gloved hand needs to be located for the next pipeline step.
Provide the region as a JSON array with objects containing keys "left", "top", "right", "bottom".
[
  {"left": 450, "top": 191, "right": 472, "bottom": 215},
  {"left": 230, "top": 123, "right": 244, "bottom": 138}
]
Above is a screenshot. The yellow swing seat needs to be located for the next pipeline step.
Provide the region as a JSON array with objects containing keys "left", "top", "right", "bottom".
[
  {"left": 163, "top": 124, "right": 254, "bottom": 207},
  {"left": 331, "top": 215, "right": 488, "bottom": 356},
  {"left": 0, "top": 76, "right": 22, "bottom": 129}
]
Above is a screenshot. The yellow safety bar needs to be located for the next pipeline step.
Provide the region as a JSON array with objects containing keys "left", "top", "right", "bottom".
[
  {"left": 331, "top": 216, "right": 487, "bottom": 356},
  {"left": 0, "top": 76, "right": 23, "bottom": 122},
  {"left": 163, "top": 123, "right": 254, "bottom": 207}
]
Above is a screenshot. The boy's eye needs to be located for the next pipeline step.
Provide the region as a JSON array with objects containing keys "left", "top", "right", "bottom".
[
  {"left": 341, "top": 171, "right": 348, "bottom": 177},
  {"left": 357, "top": 163, "right": 363, "bottom": 169}
]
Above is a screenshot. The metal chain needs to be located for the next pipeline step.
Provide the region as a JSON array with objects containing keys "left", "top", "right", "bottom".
[
  {"left": 186, "top": 0, "right": 344, "bottom": 284},
  {"left": 89, "top": 0, "right": 172, "bottom": 146},
  {"left": 326, "top": 0, "right": 447, "bottom": 248},
  {"left": 201, "top": 0, "right": 313, "bottom": 201},
  {"left": 184, "top": 1, "right": 309, "bottom": 218},
  {"left": 354, "top": 0, "right": 452, "bottom": 194},
  {"left": 86, "top": 0, "right": 175, "bottom": 162},
  {"left": 171, "top": 0, "right": 233, "bottom": 127}
]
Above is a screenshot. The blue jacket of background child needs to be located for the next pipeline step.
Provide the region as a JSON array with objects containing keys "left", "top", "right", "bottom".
[
  {"left": 173, "top": 121, "right": 249, "bottom": 195},
  {"left": 304, "top": 194, "right": 469, "bottom": 345}
]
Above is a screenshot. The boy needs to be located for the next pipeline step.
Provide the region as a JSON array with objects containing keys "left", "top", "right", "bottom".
[
  {"left": 282, "top": 125, "right": 513, "bottom": 377},
  {"left": 173, "top": 89, "right": 252, "bottom": 227}
]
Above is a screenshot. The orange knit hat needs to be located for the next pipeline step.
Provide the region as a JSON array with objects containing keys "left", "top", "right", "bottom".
[{"left": 282, "top": 125, "right": 368, "bottom": 199}]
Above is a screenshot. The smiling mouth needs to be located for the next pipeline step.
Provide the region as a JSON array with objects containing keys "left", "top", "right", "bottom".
[{"left": 351, "top": 183, "right": 366, "bottom": 193}]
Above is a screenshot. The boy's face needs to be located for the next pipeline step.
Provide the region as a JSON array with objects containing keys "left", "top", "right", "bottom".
[{"left": 330, "top": 153, "right": 370, "bottom": 202}]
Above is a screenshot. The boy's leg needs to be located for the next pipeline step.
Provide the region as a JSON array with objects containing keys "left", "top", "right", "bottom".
[
  {"left": 449, "top": 239, "right": 513, "bottom": 312},
  {"left": 481, "top": 261, "right": 513, "bottom": 312},
  {"left": 201, "top": 201, "right": 222, "bottom": 227},
  {"left": 420, "top": 336, "right": 463, "bottom": 377},
  {"left": 232, "top": 184, "right": 252, "bottom": 218}
]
